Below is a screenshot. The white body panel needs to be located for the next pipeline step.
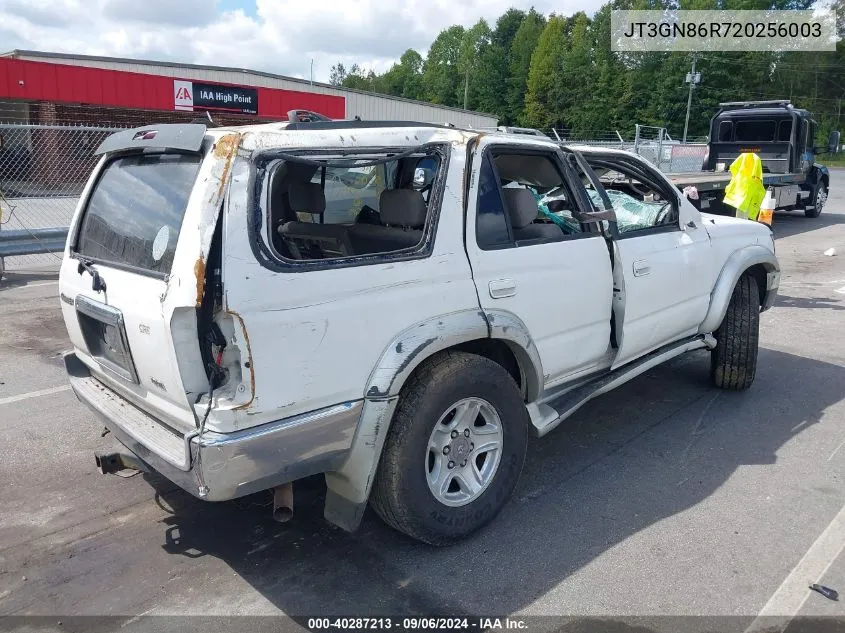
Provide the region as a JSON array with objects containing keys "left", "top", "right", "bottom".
[
  {"left": 219, "top": 134, "right": 478, "bottom": 432},
  {"left": 612, "top": 219, "right": 712, "bottom": 367}
]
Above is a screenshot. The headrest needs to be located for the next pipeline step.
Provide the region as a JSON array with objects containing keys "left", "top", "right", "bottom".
[
  {"left": 379, "top": 189, "right": 427, "bottom": 229},
  {"left": 288, "top": 181, "right": 326, "bottom": 214},
  {"left": 503, "top": 188, "right": 540, "bottom": 228}
]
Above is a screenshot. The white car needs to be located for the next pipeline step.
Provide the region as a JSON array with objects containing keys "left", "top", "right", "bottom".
[{"left": 59, "top": 120, "right": 779, "bottom": 545}]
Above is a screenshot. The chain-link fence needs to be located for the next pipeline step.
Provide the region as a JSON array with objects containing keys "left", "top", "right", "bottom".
[
  {"left": 544, "top": 126, "right": 708, "bottom": 173},
  {"left": 0, "top": 123, "right": 124, "bottom": 271}
]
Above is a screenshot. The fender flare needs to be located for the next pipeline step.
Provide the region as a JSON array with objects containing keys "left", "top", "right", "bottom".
[
  {"left": 364, "top": 308, "right": 544, "bottom": 401},
  {"left": 807, "top": 164, "right": 830, "bottom": 186},
  {"left": 698, "top": 245, "right": 780, "bottom": 334},
  {"left": 323, "top": 308, "right": 544, "bottom": 532}
]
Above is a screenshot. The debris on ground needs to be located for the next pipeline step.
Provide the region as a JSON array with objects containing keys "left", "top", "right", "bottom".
[{"left": 809, "top": 583, "right": 839, "bottom": 601}]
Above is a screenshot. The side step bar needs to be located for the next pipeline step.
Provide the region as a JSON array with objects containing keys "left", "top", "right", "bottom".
[{"left": 530, "top": 334, "right": 716, "bottom": 437}]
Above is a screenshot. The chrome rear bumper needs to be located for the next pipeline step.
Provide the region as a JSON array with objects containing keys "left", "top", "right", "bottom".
[{"left": 65, "top": 353, "right": 361, "bottom": 501}]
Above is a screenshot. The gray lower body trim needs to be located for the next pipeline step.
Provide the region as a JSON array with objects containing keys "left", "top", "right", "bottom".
[
  {"left": 534, "top": 334, "right": 716, "bottom": 437},
  {"left": 762, "top": 270, "right": 780, "bottom": 312},
  {"left": 65, "top": 353, "right": 362, "bottom": 501}
]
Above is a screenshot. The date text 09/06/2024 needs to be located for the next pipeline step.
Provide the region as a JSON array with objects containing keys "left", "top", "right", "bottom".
[{"left": 307, "top": 618, "right": 528, "bottom": 630}]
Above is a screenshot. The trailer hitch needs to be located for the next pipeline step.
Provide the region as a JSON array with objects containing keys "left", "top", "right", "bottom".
[{"left": 94, "top": 448, "right": 149, "bottom": 475}]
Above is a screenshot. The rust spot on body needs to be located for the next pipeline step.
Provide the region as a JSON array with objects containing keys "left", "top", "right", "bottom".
[
  {"left": 213, "top": 133, "right": 241, "bottom": 200},
  {"left": 194, "top": 257, "right": 206, "bottom": 307},
  {"left": 213, "top": 133, "right": 240, "bottom": 159}
]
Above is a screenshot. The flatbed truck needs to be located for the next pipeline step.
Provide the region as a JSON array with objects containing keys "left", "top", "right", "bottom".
[{"left": 666, "top": 101, "right": 839, "bottom": 218}]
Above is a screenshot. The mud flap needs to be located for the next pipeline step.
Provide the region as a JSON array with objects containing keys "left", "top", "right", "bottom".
[{"left": 323, "top": 397, "right": 399, "bottom": 532}]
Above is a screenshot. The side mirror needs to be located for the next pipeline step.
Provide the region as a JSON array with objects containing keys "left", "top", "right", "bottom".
[
  {"left": 828, "top": 130, "right": 841, "bottom": 155},
  {"left": 546, "top": 199, "right": 569, "bottom": 213},
  {"left": 413, "top": 167, "right": 434, "bottom": 189}
]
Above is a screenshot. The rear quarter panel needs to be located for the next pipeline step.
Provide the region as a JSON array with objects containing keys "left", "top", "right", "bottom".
[{"left": 217, "top": 141, "right": 479, "bottom": 432}]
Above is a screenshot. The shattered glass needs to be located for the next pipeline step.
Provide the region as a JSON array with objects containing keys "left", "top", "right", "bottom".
[{"left": 587, "top": 189, "right": 668, "bottom": 233}]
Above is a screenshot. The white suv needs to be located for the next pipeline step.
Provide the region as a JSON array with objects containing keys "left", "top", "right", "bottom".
[{"left": 59, "top": 120, "right": 779, "bottom": 544}]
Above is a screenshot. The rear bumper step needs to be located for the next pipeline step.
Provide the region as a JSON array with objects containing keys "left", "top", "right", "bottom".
[{"left": 65, "top": 353, "right": 362, "bottom": 501}]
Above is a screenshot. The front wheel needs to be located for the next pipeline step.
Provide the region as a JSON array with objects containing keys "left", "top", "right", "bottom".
[
  {"left": 371, "top": 351, "right": 529, "bottom": 545},
  {"left": 710, "top": 274, "right": 760, "bottom": 390},
  {"left": 805, "top": 182, "right": 827, "bottom": 218}
]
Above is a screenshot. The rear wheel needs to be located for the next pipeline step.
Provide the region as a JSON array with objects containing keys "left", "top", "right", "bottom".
[
  {"left": 371, "top": 351, "right": 528, "bottom": 545},
  {"left": 805, "top": 182, "right": 827, "bottom": 218},
  {"left": 710, "top": 274, "right": 760, "bottom": 390}
]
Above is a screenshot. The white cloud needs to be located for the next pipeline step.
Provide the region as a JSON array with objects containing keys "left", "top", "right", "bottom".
[
  {"left": 0, "top": 0, "right": 604, "bottom": 82},
  {"left": 102, "top": 0, "right": 218, "bottom": 27}
]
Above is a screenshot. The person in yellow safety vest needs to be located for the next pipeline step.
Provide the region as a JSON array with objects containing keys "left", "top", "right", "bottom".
[{"left": 723, "top": 152, "right": 766, "bottom": 221}]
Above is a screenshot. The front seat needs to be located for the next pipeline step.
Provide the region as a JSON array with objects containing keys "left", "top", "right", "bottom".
[
  {"left": 278, "top": 182, "right": 354, "bottom": 259},
  {"left": 347, "top": 189, "right": 427, "bottom": 255},
  {"left": 503, "top": 188, "right": 563, "bottom": 241}
]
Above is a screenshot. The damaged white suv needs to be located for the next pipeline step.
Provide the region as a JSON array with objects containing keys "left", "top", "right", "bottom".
[{"left": 59, "top": 119, "right": 779, "bottom": 544}]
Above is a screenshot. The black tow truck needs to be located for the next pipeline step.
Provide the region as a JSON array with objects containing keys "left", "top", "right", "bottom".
[{"left": 667, "top": 101, "right": 840, "bottom": 218}]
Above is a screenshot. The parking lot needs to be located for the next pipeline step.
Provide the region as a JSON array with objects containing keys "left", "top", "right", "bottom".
[{"left": 1, "top": 172, "right": 845, "bottom": 629}]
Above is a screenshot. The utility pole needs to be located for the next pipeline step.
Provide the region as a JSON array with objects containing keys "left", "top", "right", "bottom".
[{"left": 682, "top": 54, "right": 701, "bottom": 144}]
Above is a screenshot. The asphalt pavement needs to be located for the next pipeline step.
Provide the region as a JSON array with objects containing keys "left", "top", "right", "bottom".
[{"left": 1, "top": 172, "right": 845, "bottom": 631}]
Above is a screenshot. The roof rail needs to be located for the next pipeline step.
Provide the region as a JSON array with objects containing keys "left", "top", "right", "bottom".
[
  {"left": 284, "top": 119, "right": 465, "bottom": 131},
  {"left": 718, "top": 100, "right": 793, "bottom": 110}
]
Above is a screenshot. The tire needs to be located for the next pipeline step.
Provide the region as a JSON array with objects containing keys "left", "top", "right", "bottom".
[
  {"left": 710, "top": 274, "right": 760, "bottom": 390},
  {"left": 805, "top": 182, "right": 827, "bottom": 218},
  {"left": 371, "top": 351, "right": 529, "bottom": 545}
]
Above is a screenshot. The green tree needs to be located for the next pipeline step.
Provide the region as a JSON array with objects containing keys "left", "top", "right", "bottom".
[
  {"left": 329, "top": 62, "right": 347, "bottom": 87},
  {"left": 507, "top": 9, "right": 546, "bottom": 124},
  {"left": 523, "top": 15, "right": 568, "bottom": 129},
  {"left": 422, "top": 25, "right": 466, "bottom": 106},
  {"left": 457, "top": 19, "right": 492, "bottom": 109},
  {"left": 557, "top": 12, "right": 594, "bottom": 134},
  {"left": 342, "top": 64, "right": 376, "bottom": 91},
  {"left": 376, "top": 49, "right": 425, "bottom": 99}
]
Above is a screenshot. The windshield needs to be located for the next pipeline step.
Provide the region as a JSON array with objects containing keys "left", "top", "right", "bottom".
[{"left": 75, "top": 153, "right": 202, "bottom": 275}]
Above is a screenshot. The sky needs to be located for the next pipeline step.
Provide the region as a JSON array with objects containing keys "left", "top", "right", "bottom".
[{"left": 0, "top": 0, "right": 598, "bottom": 82}]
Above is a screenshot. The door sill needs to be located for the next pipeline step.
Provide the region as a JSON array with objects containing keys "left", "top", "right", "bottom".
[{"left": 529, "top": 333, "right": 716, "bottom": 437}]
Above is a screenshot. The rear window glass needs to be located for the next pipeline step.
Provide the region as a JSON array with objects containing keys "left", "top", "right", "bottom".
[
  {"left": 717, "top": 121, "right": 733, "bottom": 142},
  {"left": 76, "top": 154, "right": 202, "bottom": 275},
  {"left": 777, "top": 120, "right": 793, "bottom": 142},
  {"left": 735, "top": 120, "right": 775, "bottom": 142}
]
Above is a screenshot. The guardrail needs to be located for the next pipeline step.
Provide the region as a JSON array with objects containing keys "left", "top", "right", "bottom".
[{"left": 0, "top": 227, "right": 68, "bottom": 257}]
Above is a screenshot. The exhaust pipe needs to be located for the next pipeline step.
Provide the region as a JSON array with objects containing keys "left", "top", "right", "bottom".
[
  {"left": 272, "top": 483, "right": 294, "bottom": 523},
  {"left": 94, "top": 448, "right": 147, "bottom": 474}
]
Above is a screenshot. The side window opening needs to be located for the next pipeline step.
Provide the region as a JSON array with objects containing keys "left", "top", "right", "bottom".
[
  {"left": 265, "top": 151, "right": 441, "bottom": 262},
  {"left": 484, "top": 150, "right": 583, "bottom": 247},
  {"left": 586, "top": 159, "right": 678, "bottom": 235},
  {"left": 718, "top": 121, "right": 733, "bottom": 142}
]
